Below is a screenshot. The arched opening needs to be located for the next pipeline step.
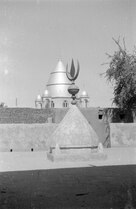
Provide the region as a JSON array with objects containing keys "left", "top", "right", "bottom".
[
  {"left": 63, "top": 100, "right": 68, "bottom": 108},
  {"left": 51, "top": 101, "right": 55, "bottom": 108}
]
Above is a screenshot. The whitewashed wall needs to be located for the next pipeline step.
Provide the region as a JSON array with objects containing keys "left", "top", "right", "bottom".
[
  {"left": 0, "top": 124, "right": 58, "bottom": 152},
  {"left": 110, "top": 123, "right": 136, "bottom": 147}
]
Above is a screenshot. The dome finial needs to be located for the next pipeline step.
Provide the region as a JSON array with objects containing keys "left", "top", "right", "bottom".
[
  {"left": 66, "top": 59, "right": 80, "bottom": 105},
  {"left": 66, "top": 59, "right": 80, "bottom": 82}
]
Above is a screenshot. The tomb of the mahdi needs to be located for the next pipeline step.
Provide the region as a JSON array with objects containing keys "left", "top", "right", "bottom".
[{"left": 35, "top": 60, "right": 90, "bottom": 109}]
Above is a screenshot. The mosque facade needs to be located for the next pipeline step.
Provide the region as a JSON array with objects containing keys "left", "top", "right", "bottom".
[{"left": 35, "top": 60, "right": 90, "bottom": 108}]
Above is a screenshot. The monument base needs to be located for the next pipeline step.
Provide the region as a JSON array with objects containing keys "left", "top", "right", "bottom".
[{"left": 47, "top": 148, "right": 107, "bottom": 162}]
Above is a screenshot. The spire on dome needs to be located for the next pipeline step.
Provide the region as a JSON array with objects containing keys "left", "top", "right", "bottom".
[{"left": 53, "top": 60, "right": 66, "bottom": 73}]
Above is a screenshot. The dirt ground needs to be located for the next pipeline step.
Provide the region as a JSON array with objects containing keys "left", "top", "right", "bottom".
[{"left": 0, "top": 165, "right": 136, "bottom": 209}]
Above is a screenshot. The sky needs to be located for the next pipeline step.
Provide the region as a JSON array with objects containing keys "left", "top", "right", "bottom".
[{"left": 0, "top": 0, "right": 136, "bottom": 108}]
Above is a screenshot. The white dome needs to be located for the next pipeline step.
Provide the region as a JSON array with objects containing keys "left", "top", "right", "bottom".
[
  {"left": 43, "top": 89, "right": 50, "bottom": 98},
  {"left": 36, "top": 94, "right": 42, "bottom": 101},
  {"left": 80, "top": 90, "right": 89, "bottom": 98},
  {"left": 46, "top": 60, "right": 71, "bottom": 98}
]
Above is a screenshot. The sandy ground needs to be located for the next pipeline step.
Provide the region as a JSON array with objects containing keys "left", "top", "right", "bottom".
[
  {"left": 0, "top": 148, "right": 136, "bottom": 209},
  {"left": 0, "top": 165, "right": 136, "bottom": 208}
]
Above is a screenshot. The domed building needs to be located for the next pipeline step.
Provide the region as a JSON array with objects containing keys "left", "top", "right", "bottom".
[
  {"left": 35, "top": 60, "right": 90, "bottom": 108},
  {"left": 79, "top": 90, "right": 90, "bottom": 108}
]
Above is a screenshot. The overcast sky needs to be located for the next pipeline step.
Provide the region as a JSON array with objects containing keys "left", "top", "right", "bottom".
[{"left": 0, "top": 0, "right": 136, "bottom": 107}]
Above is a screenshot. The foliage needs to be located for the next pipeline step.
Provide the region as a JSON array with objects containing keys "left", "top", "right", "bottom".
[
  {"left": 0, "top": 102, "right": 6, "bottom": 108},
  {"left": 105, "top": 38, "right": 136, "bottom": 110}
]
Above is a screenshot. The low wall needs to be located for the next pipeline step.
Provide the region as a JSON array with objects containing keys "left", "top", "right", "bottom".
[
  {"left": 110, "top": 123, "right": 136, "bottom": 147},
  {"left": 0, "top": 107, "right": 120, "bottom": 151},
  {"left": 0, "top": 124, "right": 58, "bottom": 152},
  {"left": 0, "top": 107, "right": 111, "bottom": 151}
]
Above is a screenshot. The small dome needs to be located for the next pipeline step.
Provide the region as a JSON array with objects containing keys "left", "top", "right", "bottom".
[
  {"left": 80, "top": 90, "right": 89, "bottom": 98},
  {"left": 43, "top": 89, "right": 50, "bottom": 98},
  {"left": 36, "top": 94, "right": 42, "bottom": 101}
]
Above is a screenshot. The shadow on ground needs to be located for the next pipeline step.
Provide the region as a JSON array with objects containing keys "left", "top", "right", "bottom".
[{"left": 0, "top": 165, "right": 136, "bottom": 209}]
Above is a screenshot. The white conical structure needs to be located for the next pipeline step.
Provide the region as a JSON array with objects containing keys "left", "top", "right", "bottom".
[
  {"left": 46, "top": 60, "right": 71, "bottom": 98},
  {"left": 48, "top": 105, "right": 99, "bottom": 148}
]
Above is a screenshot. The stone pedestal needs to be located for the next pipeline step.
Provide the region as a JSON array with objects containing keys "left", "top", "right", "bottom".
[{"left": 47, "top": 147, "right": 107, "bottom": 162}]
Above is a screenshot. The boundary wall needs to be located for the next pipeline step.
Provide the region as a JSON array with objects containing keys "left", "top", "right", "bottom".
[
  {"left": 110, "top": 123, "right": 136, "bottom": 147},
  {"left": 0, "top": 107, "right": 135, "bottom": 151},
  {"left": 0, "top": 124, "right": 58, "bottom": 152}
]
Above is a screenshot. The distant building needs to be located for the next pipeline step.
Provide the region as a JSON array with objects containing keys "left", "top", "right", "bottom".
[{"left": 35, "top": 60, "right": 89, "bottom": 108}]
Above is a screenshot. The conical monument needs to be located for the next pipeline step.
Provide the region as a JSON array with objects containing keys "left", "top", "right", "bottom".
[
  {"left": 47, "top": 60, "right": 100, "bottom": 161},
  {"left": 49, "top": 105, "right": 99, "bottom": 148}
]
